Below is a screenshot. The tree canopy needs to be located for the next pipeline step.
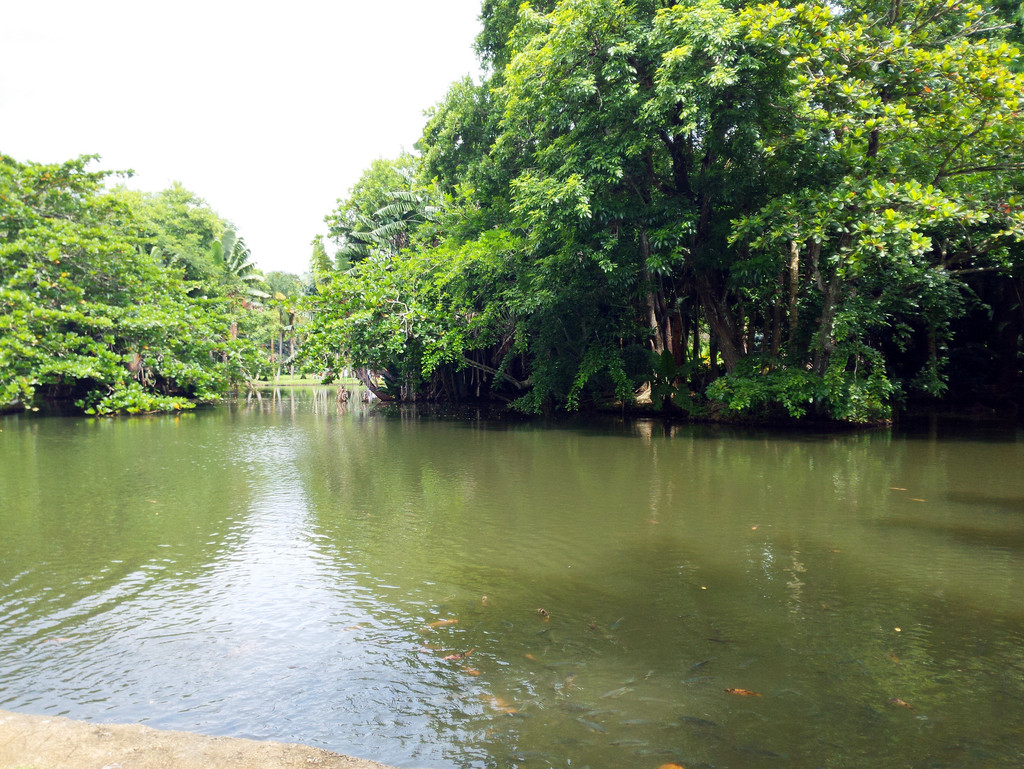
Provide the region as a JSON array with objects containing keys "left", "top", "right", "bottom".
[
  {"left": 303, "top": 0, "right": 1024, "bottom": 422},
  {"left": 0, "top": 155, "right": 272, "bottom": 414}
]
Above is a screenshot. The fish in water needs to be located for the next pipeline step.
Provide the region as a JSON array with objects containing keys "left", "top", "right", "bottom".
[
  {"left": 422, "top": 619, "right": 458, "bottom": 631},
  {"left": 724, "top": 688, "right": 762, "bottom": 697},
  {"left": 442, "top": 648, "right": 475, "bottom": 660},
  {"left": 681, "top": 715, "right": 719, "bottom": 728},
  {"left": 736, "top": 744, "right": 783, "bottom": 758},
  {"left": 577, "top": 718, "right": 607, "bottom": 733},
  {"left": 600, "top": 686, "right": 634, "bottom": 699},
  {"left": 481, "top": 695, "right": 518, "bottom": 714}
]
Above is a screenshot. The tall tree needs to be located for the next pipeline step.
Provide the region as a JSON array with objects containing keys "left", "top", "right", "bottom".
[{"left": 304, "top": 0, "right": 1024, "bottom": 421}]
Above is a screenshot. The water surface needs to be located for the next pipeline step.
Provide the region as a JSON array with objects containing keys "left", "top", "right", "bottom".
[{"left": 2, "top": 391, "right": 1022, "bottom": 768}]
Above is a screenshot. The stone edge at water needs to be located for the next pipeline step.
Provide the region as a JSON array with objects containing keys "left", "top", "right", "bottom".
[{"left": 0, "top": 709, "right": 405, "bottom": 769}]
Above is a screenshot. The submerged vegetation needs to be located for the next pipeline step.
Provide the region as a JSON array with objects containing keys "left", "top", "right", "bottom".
[{"left": 303, "top": 0, "right": 1024, "bottom": 423}]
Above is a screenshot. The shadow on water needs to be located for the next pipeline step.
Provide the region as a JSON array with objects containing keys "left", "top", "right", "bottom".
[
  {"left": 945, "top": 491, "right": 1024, "bottom": 514},
  {"left": 894, "top": 411, "right": 1024, "bottom": 443},
  {"left": 875, "top": 515, "right": 1024, "bottom": 551}
]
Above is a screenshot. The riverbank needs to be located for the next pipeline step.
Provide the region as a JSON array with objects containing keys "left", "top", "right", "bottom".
[{"left": 0, "top": 710, "right": 400, "bottom": 769}]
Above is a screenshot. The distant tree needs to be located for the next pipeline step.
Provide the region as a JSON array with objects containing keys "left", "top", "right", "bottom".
[
  {"left": 210, "top": 228, "right": 269, "bottom": 305},
  {"left": 0, "top": 154, "right": 264, "bottom": 414},
  {"left": 114, "top": 183, "right": 225, "bottom": 282}
]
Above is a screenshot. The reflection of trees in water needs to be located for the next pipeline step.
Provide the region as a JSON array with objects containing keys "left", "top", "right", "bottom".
[
  {"left": 238, "top": 387, "right": 374, "bottom": 418},
  {"left": 0, "top": 415, "right": 254, "bottom": 600},
  {"left": 290, "top": 415, "right": 1024, "bottom": 768},
  {"left": 10, "top": 408, "right": 1017, "bottom": 767}
]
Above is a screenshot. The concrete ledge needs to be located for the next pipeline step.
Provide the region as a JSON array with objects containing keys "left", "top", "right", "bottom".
[{"left": 0, "top": 709, "right": 401, "bottom": 769}]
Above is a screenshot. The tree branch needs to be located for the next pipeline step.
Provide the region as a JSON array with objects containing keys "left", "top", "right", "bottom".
[{"left": 461, "top": 355, "right": 529, "bottom": 390}]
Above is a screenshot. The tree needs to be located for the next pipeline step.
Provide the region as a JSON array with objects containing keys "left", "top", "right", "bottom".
[
  {"left": 714, "top": 0, "right": 1024, "bottom": 419},
  {"left": 325, "top": 154, "right": 423, "bottom": 265},
  {"left": 210, "top": 228, "right": 269, "bottom": 305},
  {"left": 115, "top": 182, "right": 225, "bottom": 282},
  {"left": 0, "top": 154, "right": 265, "bottom": 414},
  {"left": 303, "top": 0, "right": 1024, "bottom": 421}
]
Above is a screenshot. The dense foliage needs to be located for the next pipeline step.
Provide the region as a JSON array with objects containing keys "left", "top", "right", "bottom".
[
  {"left": 0, "top": 155, "right": 271, "bottom": 414},
  {"left": 305, "top": 0, "right": 1024, "bottom": 422}
]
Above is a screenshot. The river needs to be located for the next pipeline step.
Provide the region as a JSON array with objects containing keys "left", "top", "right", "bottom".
[{"left": 1, "top": 390, "right": 1022, "bottom": 768}]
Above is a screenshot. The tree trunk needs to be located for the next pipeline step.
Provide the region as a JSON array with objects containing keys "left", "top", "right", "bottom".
[
  {"left": 640, "top": 230, "right": 666, "bottom": 353},
  {"left": 809, "top": 242, "right": 840, "bottom": 376},
  {"left": 747, "top": 310, "right": 757, "bottom": 357},
  {"left": 693, "top": 317, "right": 701, "bottom": 365},
  {"left": 771, "top": 270, "right": 784, "bottom": 358},
  {"left": 671, "top": 311, "right": 685, "bottom": 367},
  {"left": 697, "top": 273, "right": 744, "bottom": 372},
  {"left": 787, "top": 239, "right": 801, "bottom": 341}
]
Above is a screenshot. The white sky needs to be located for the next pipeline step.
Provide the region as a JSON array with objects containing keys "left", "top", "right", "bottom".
[{"left": 0, "top": 0, "right": 484, "bottom": 275}]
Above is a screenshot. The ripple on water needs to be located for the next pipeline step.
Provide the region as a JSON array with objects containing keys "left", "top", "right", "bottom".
[{"left": 1, "top": 407, "right": 1023, "bottom": 769}]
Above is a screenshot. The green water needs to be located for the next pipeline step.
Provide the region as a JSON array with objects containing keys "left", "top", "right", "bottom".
[{"left": 1, "top": 391, "right": 1023, "bottom": 768}]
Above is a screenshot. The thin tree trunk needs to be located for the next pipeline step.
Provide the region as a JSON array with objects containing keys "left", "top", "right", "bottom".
[
  {"left": 671, "top": 311, "right": 685, "bottom": 367},
  {"left": 693, "top": 317, "right": 701, "bottom": 365},
  {"left": 810, "top": 242, "right": 840, "bottom": 376},
  {"left": 746, "top": 307, "right": 757, "bottom": 357},
  {"left": 787, "top": 239, "right": 801, "bottom": 341},
  {"left": 771, "top": 270, "right": 784, "bottom": 358},
  {"left": 640, "top": 230, "right": 666, "bottom": 353}
]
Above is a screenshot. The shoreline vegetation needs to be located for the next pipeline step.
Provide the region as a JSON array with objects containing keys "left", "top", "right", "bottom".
[{"left": 3, "top": 0, "right": 1023, "bottom": 425}]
